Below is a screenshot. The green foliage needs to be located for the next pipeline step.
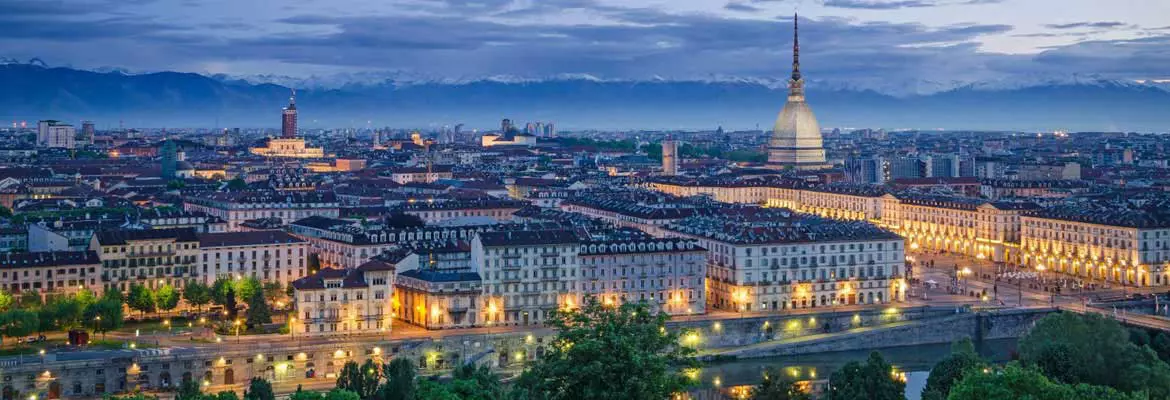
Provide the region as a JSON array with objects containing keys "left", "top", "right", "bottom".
[
  {"left": 323, "top": 389, "right": 361, "bottom": 400},
  {"left": 0, "top": 290, "right": 12, "bottom": 312},
  {"left": 1018, "top": 312, "right": 1170, "bottom": 397},
  {"left": 826, "top": 352, "right": 905, "bottom": 400},
  {"left": 39, "top": 295, "right": 85, "bottom": 332},
  {"left": 289, "top": 386, "right": 323, "bottom": 400},
  {"left": 226, "top": 178, "right": 248, "bottom": 190},
  {"left": 235, "top": 277, "right": 262, "bottom": 302},
  {"left": 921, "top": 338, "right": 985, "bottom": 400},
  {"left": 262, "top": 282, "right": 284, "bottom": 304},
  {"left": 245, "top": 288, "right": 271, "bottom": 326},
  {"left": 18, "top": 290, "right": 42, "bottom": 309},
  {"left": 104, "top": 394, "right": 160, "bottom": 400},
  {"left": 84, "top": 298, "right": 125, "bottom": 334},
  {"left": 155, "top": 283, "right": 180, "bottom": 315},
  {"left": 751, "top": 367, "right": 811, "bottom": 400},
  {"left": 512, "top": 297, "right": 698, "bottom": 400},
  {"left": 444, "top": 363, "right": 505, "bottom": 400},
  {"left": 211, "top": 278, "right": 233, "bottom": 306},
  {"left": 307, "top": 253, "right": 321, "bottom": 274},
  {"left": 1153, "top": 332, "right": 1170, "bottom": 364},
  {"left": 416, "top": 379, "right": 461, "bottom": 400},
  {"left": 176, "top": 379, "right": 204, "bottom": 400},
  {"left": 947, "top": 363, "right": 1144, "bottom": 400},
  {"left": 385, "top": 212, "right": 425, "bottom": 229},
  {"left": 183, "top": 281, "right": 213, "bottom": 313},
  {"left": 213, "top": 392, "right": 240, "bottom": 400},
  {"left": 378, "top": 358, "right": 417, "bottom": 400},
  {"left": 0, "top": 206, "right": 11, "bottom": 218},
  {"left": 0, "top": 309, "right": 39, "bottom": 338},
  {"left": 336, "top": 359, "right": 381, "bottom": 399},
  {"left": 243, "top": 377, "right": 275, "bottom": 400},
  {"left": 127, "top": 283, "right": 156, "bottom": 317}
]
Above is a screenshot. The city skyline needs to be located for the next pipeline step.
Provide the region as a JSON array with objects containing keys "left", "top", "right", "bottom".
[{"left": 3, "top": 0, "right": 1169, "bottom": 91}]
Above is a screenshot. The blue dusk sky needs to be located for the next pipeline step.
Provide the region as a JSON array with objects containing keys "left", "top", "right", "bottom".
[{"left": 2, "top": 0, "right": 1169, "bottom": 85}]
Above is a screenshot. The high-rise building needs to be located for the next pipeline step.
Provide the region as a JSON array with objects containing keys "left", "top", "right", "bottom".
[
  {"left": 662, "top": 137, "right": 679, "bottom": 176},
  {"left": 888, "top": 156, "right": 927, "bottom": 180},
  {"left": 766, "top": 15, "right": 828, "bottom": 171},
  {"left": 845, "top": 156, "right": 887, "bottom": 184},
  {"left": 82, "top": 121, "right": 95, "bottom": 145},
  {"left": 161, "top": 139, "right": 178, "bottom": 179},
  {"left": 37, "top": 120, "right": 76, "bottom": 149},
  {"left": 281, "top": 89, "right": 298, "bottom": 139},
  {"left": 926, "top": 154, "right": 962, "bottom": 178}
]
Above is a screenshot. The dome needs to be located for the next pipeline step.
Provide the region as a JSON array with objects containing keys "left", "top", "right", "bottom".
[{"left": 770, "top": 100, "right": 822, "bottom": 149}]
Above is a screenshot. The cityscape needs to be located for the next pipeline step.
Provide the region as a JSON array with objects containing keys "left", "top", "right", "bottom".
[{"left": 2, "top": 1, "right": 1170, "bottom": 399}]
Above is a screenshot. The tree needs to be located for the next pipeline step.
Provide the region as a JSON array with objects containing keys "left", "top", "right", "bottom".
[
  {"left": 512, "top": 297, "right": 698, "bottom": 400},
  {"left": 948, "top": 363, "right": 1143, "bottom": 400},
  {"left": 307, "top": 253, "right": 321, "bottom": 274},
  {"left": 243, "top": 377, "right": 275, "bottom": 400},
  {"left": 416, "top": 379, "right": 461, "bottom": 400},
  {"left": 826, "top": 352, "right": 905, "bottom": 400},
  {"left": 177, "top": 379, "right": 204, "bottom": 400},
  {"left": 751, "top": 367, "right": 811, "bottom": 400},
  {"left": 213, "top": 392, "right": 240, "bottom": 400},
  {"left": 84, "top": 298, "right": 125, "bottom": 337},
  {"left": 183, "top": 281, "right": 213, "bottom": 314},
  {"left": 1019, "top": 312, "right": 1170, "bottom": 397},
  {"left": 226, "top": 178, "right": 248, "bottom": 190},
  {"left": 235, "top": 277, "right": 262, "bottom": 302},
  {"left": 0, "top": 206, "right": 11, "bottom": 218},
  {"left": 75, "top": 288, "right": 98, "bottom": 310},
  {"left": 921, "top": 338, "right": 985, "bottom": 400},
  {"left": 18, "top": 290, "right": 42, "bottom": 309},
  {"left": 442, "top": 363, "right": 504, "bottom": 400},
  {"left": 0, "top": 309, "right": 38, "bottom": 339},
  {"left": 289, "top": 386, "right": 323, "bottom": 400},
  {"left": 245, "top": 289, "right": 271, "bottom": 327},
  {"left": 385, "top": 212, "right": 424, "bottom": 229},
  {"left": 211, "top": 278, "right": 234, "bottom": 307},
  {"left": 39, "top": 295, "right": 83, "bottom": 332},
  {"left": 1153, "top": 332, "right": 1170, "bottom": 364},
  {"left": 378, "top": 358, "right": 417, "bottom": 400},
  {"left": 323, "top": 389, "right": 360, "bottom": 400},
  {"left": 155, "top": 283, "right": 180, "bottom": 316},
  {"left": 337, "top": 360, "right": 381, "bottom": 399},
  {"left": 262, "top": 282, "right": 284, "bottom": 305},
  {"left": 127, "top": 283, "right": 156, "bottom": 318},
  {"left": 0, "top": 290, "right": 14, "bottom": 312}
]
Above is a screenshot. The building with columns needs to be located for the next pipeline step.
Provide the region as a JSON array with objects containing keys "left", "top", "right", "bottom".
[
  {"left": 880, "top": 193, "right": 1038, "bottom": 264},
  {"left": 662, "top": 208, "right": 905, "bottom": 312},
  {"left": 1020, "top": 198, "right": 1170, "bottom": 287}
]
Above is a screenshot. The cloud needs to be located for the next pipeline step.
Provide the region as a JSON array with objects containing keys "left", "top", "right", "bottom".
[
  {"left": 0, "top": 0, "right": 1161, "bottom": 92},
  {"left": 1046, "top": 21, "right": 1128, "bottom": 30},
  {"left": 823, "top": 0, "right": 935, "bottom": 9},
  {"left": 724, "top": 2, "right": 762, "bottom": 12}
]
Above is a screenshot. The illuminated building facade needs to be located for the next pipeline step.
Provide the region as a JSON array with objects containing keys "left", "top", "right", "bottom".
[
  {"left": 291, "top": 259, "right": 395, "bottom": 337},
  {"left": 662, "top": 208, "right": 905, "bottom": 312},
  {"left": 1020, "top": 200, "right": 1170, "bottom": 286},
  {"left": 578, "top": 238, "right": 706, "bottom": 315},
  {"left": 880, "top": 194, "right": 1037, "bottom": 264}
]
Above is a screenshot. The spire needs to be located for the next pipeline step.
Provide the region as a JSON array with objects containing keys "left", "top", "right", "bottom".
[
  {"left": 289, "top": 88, "right": 296, "bottom": 106},
  {"left": 791, "top": 13, "right": 801, "bottom": 83}
]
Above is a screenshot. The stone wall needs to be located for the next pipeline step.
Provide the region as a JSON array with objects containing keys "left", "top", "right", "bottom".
[{"left": 714, "top": 307, "right": 1055, "bottom": 359}]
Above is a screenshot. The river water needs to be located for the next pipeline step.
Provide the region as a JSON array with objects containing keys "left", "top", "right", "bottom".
[{"left": 688, "top": 339, "right": 1019, "bottom": 399}]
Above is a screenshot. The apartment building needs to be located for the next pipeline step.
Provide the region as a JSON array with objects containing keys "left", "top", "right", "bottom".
[
  {"left": 91, "top": 228, "right": 201, "bottom": 292},
  {"left": 197, "top": 231, "right": 308, "bottom": 287},
  {"left": 291, "top": 259, "right": 396, "bottom": 337}
]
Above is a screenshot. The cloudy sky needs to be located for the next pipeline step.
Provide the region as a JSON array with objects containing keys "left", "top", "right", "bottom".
[{"left": 4, "top": 0, "right": 1170, "bottom": 87}]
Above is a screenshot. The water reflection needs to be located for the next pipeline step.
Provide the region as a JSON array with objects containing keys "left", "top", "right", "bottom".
[{"left": 685, "top": 339, "right": 1018, "bottom": 399}]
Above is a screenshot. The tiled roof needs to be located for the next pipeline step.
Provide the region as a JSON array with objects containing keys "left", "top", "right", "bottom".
[
  {"left": 198, "top": 231, "right": 304, "bottom": 248},
  {"left": 0, "top": 251, "right": 100, "bottom": 268},
  {"left": 476, "top": 229, "right": 581, "bottom": 247},
  {"left": 95, "top": 228, "right": 199, "bottom": 245},
  {"left": 291, "top": 268, "right": 368, "bottom": 290}
]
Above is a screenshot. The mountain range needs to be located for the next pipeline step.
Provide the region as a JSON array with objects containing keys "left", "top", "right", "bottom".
[{"left": 2, "top": 63, "right": 1169, "bottom": 132}]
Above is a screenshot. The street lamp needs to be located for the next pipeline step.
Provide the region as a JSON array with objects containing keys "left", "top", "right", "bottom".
[
  {"left": 234, "top": 319, "right": 242, "bottom": 343},
  {"left": 961, "top": 267, "right": 972, "bottom": 295},
  {"left": 94, "top": 315, "right": 103, "bottom": 340}
]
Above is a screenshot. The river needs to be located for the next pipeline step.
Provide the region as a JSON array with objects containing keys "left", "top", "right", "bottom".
[{"left": 688, "top": 338, "right": 1019, "bottom": 399}]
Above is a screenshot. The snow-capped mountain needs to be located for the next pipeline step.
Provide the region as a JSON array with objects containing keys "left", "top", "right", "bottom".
[{"left": 2, "top": 62, "right": 1169, "bottom": 132}]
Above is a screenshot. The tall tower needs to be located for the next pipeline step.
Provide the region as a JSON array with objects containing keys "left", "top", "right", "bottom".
[
  {"left": 662, "top": 136, "right": 679, "bottom": 176},
  {"left": 281, "top": 89, "right": 298, "bottom": 139},
  {"left": 766, "top": 14, "right": 828, "bottom": 171}
]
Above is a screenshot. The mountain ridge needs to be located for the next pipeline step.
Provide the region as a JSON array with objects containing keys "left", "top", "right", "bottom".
[{"left": 1, "top": 63, "right": 1168, "bottom": 132}]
